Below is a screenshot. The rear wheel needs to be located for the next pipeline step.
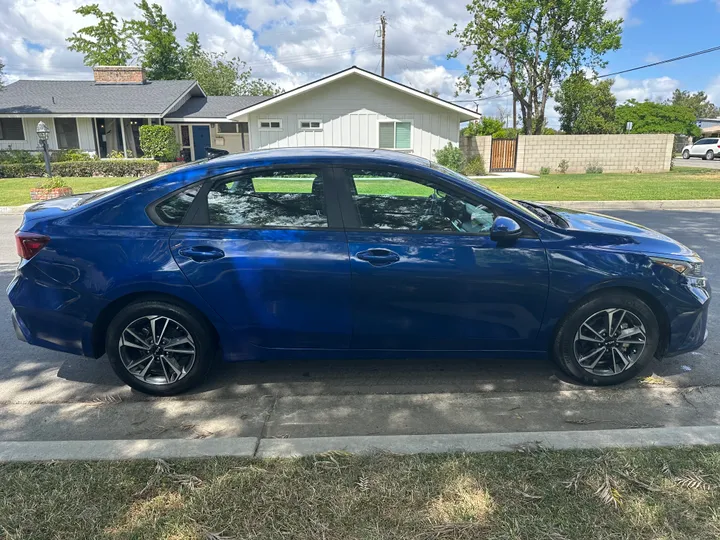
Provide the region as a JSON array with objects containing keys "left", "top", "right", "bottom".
[
  {"left": 106, "top": 299, "right": 215, "bottom": 395},
  {"left": 682, "top": 150, "right": 690, "bottom": 159},
  {"left": 706, "top": 150, "right": 715, "bottom": 161},
  {"left": 553, "top": 292, "right": 659, "bottom": 386}
]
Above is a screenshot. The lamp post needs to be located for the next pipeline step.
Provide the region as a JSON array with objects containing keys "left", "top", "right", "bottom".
[{"left": 36, "top": 121, "right": 52, "bottom": 177}]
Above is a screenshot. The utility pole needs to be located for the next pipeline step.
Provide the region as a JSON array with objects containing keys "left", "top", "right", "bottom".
[{"left": 380, "top": 12, "right": 387, "bottom": 77}]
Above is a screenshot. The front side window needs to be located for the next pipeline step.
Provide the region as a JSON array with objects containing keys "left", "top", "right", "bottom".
[
  {"left": 378, "top": 121, "right": 411, "bottom": 150},
  {"left": 55, "top": 118, "right": 80, "bottom": 149},
  {"left": 155, "top": 185, "right": 200, "bottom": 224},
  {"left": 206, "top": 169, "right": 327, "bottom": 228},
  {"left": 345, "top": 169, "right": 495, "bottom": 233},
  {"left": 0, "top": 118, "right": 25, "bottom": 141}
]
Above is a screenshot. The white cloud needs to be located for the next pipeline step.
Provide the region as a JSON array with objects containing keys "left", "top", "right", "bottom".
[
  {"left": 605, "top": 0, "right": 639, "bottom": 20},
  {"left": 704, "top": 75, "right": 720, "bottom": 104},
  {"left": 644, "top": 53, "right": 661, "bottom": 63},
  {"left": 670, "top": 0, "right": 699, "bottom": 4},
  {"left": 612, "top": 75, "right": 678, "bottom": 103}
]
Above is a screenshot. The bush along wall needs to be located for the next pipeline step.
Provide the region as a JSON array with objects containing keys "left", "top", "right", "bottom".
[{"left": 0, "top": 159, "right": 159, "bottom": 178}]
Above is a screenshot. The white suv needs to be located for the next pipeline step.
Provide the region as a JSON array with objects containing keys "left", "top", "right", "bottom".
[{"left": 682, "top": 138, "right": 720, "bottom": 160}]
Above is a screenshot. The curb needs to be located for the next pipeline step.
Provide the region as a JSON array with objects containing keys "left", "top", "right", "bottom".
[
  {"left": 0, "top": 204, "right": 32, "bottom": 215},
  {"left": 539, "top": 200, "right": 720, "bottom": 210},
  {"left": 3, "top": 426, "right": 720, "bottom": 462}
]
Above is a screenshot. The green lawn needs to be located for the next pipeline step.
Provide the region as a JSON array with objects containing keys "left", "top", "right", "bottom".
[
  {"left": 2, "top": 168, "right": 720, "bottom": 206},
  {"left": 2, "top": 447, "right": 720, "bottom": 539},
  {"left": 0, "top": 177, "right": 130, "bottom": 206}
]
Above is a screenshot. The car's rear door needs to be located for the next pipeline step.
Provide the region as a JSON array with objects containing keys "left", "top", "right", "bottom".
[
  {"left": 166, "top": 165, "right": 352, "bottom": 352},
  {"left": 334, "top": 165, "right": 549, "bottom": 352}
]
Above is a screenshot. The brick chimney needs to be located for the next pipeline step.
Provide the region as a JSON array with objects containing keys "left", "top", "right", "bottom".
[{"left": 93, "top": 66, "right": 146, "bottom": 84}]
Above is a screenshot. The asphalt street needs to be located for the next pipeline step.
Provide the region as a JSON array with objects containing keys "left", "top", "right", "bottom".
[
  {"left": 672, "top": 157, "right": 720, "bottom": 170},
  {"left": 1, "top": 209, "right": 718, "bottom": 442}
]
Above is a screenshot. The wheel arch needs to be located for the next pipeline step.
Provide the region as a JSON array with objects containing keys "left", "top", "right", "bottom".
[
  {"left": 90, "top": 291, "right": 220, "bottom": 358},
  {"left": 551, "top": 285, "right": 670, "bottom": 358}
]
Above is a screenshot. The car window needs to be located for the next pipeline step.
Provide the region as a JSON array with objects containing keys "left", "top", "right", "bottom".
[
  {"left": 696, "top": 139, "right": 708, "bottom": 145},
  {"left": 206, "top": 169, "right": 328, "bottom": 228},
  {"left": 710, "top": 139, "right": 719, "bottom": 144},
  {"left": 155, "top": 185, "right": 200, "bottom": 224},
  {"left": 345, "top": 169, "right": 496, "bottom": 234}
]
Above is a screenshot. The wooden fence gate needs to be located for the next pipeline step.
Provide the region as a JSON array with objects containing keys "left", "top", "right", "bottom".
[{"left": 489, "top": 138, "right": 518, "bottom": 172}]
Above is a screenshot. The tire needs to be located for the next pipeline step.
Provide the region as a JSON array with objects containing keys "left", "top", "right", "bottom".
[
  {"left": 682, "top": 150, "right": 690, "bottom": 159},
  {"left": 707, "top": 150, "right": 715, "bottom": 161},
  {"left": 552, "top": 292, "right": 659, "bottom": 386},
  {"left": 106, "top": 299, "right": 215, "bottom": 395}
]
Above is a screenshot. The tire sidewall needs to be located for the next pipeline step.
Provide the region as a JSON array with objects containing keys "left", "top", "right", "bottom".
[
  {"left": 707, "top": 151, "right": 715, "bottom": 161},
  {"left": 553, "top": 293, "right": 659, "bottom": 386},
  {"left": 682, "top": 151, "right": 690, "bottom": 159},
  {"left": 106, "top": 300, "right": 214, "bottom": 396}
]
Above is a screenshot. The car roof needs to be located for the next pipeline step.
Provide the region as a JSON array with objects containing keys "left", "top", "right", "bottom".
[{"left": 196, "top": 147, "right": 433, "bottom": 170}]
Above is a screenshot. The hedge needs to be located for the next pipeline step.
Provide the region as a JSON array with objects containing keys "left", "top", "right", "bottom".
[
  {"left": 0, "top": 159, "right": 159, "bottom": 178},
  {"left": 139, "top": 125, "right": 180, "bottom": 162}
]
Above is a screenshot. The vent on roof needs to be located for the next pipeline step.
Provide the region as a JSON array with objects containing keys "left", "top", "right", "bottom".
[{"left": 93, "top": 66, "right": 146, "bottom": 85}]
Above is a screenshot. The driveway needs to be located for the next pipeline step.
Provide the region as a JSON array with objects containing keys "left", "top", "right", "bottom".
[
  {"left": 1, "top": 210, "right": 718, "bottom": 443},
  {"left": 672, "top": 157, "right": 720, "bottom": 169}
]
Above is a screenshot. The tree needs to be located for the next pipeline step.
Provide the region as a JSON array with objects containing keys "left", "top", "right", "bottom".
[
  {"left": 423, "top": 88, "right": 440, "bottom": 97},
  {"left": 449, "top": 0, "right": 622, "bottom": 135},
  {"left": 66, "top": 4, "right": 131, "bottom": 66},
  {"left": 126, "top": 1, "right": 188, "bottom": 80},
  {"left": 615, "top": 100, "right": 701, "bottom": 137},
  {"left": 0, "top": 60, "right": 5, "bottom": 90},
  {"left": 463, "top": 116, "right": 505, "bottom": 136},
  {"left": 555, "top": 72, "right": 618, "bottom": 134},
  {"left": 185, "top": 35, "right": 282, "bottom": 96},
  {"left": 668, "top": 89, "right": 719, "bottom": 119}
]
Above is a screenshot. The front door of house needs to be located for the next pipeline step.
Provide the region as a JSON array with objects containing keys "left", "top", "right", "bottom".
[{"left": 192, "top": 125, "right": 211, "bottom": 160}]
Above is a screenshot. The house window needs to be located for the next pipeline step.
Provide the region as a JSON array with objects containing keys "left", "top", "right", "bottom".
[
  {"left": 217, "top": 122, "right": 249, "bottom": 135},
  {"left": 258, "top": 119, "right": 282, "bottom": 131},
  {"left": 55, "top": 118, "right": 80, "bottom": 149},
  {"left": 298, "top": 119, "right": 322, "bottom": 131},
  {"left": 379, "top": 121, "right": 412, "bottom": 150},
  {"left": 0, "top": 118, "right": 25, "bottom": 141}
]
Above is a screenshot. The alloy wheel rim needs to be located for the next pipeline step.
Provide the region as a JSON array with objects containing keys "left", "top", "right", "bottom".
[
  {"left": 118, "top": 315, "right": 196, "bottom": 385},
  {"left": 573, "top": 308, "right": 647, "bottom": 377}
]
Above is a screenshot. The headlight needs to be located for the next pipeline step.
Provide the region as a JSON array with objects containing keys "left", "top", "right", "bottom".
[{"left": 651, "top": 256, "right": 704, "bottom": 277}]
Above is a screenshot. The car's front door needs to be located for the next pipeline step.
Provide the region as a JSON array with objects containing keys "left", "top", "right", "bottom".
[
  {"left": 335, "top": 167, "right": 549, "bottom": 352},
  {"left": 691, "top": 138, "right": 709, "bottom": 156},
  {"left": 168, "top": 166, "right": 352, "bottom": 351}
]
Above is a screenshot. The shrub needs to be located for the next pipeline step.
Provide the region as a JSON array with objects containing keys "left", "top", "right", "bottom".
[
  {"left": 540, "top": 166, "right": 551, "bottom": 175},
  {"left": 0, "top": 150, "right": 42, "bottom": 164},
  {"left": 107, "top": 149, "right": 135, "bottom": 159},
  {"left": 434, "top": 143, "right": 466, "bottom": 172},
  {"left": 51, "top": 148, "right": 95, "bottom": 162},
  {"left": 557, "top": 159, "right": 569, "bottom": 174},
  {"left": 586, "top": 163, "right": 604, "bottom": 174},
  {"left": 139, "top": 125, "right": 180, "bottom": 162},
  {"left": 0, "top": 159, "right": 158, "bottom": 178},
  {"left": 36, "top": 177, "right": 69, "bottom": 189},
  {"left": 463, "top": 155, "right": 486, "bottom": 176}
]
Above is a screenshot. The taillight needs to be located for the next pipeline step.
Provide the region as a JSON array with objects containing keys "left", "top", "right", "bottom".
[{"left": 15, "top": 231, "right": 50, "bottom": 260}]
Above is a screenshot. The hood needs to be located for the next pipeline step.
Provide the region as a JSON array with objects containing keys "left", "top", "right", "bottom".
[{"left": 542, "top": 205, "right": 697, "bottom": 259}]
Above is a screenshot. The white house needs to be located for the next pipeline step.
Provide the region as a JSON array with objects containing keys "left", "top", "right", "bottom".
[{"left": 0, "top": 65, "right": 480, "bottom": 161}]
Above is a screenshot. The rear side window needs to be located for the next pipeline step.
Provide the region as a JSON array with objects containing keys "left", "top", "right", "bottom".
[
  {"left": 710, "top": 139, "right": 719, "bottom": 144},
  {"left": 206, "top": 169, "right": 328, "bottom": 228},
  {"left": 155, "top": 186, "right": 200, "bottom": 224}
]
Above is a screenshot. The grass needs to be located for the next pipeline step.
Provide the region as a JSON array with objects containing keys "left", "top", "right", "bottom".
[
  {"left": 0, "top": 177, "right": 130, "bottom": 206},
  {"left": 2, "top": 168, "right": 720, "bottom": 206},
  {"left": 2, "top": 447, "right": 720, "bottom": 539}
]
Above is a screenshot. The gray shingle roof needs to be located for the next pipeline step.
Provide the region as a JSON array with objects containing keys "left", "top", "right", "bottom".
[
  {"left": 165, "top": 96, "right": 272, "bottom": 119},
  {"left": 0, "top": 80, "right": 201, "bottom": 116}
]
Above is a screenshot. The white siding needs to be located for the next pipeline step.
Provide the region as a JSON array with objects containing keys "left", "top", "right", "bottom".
[
  {"left": 247, "top": 75, "right": 462, "bottom": 160},
  {"left": 1, "top": 117, "right": 96, "bottom": 153}
]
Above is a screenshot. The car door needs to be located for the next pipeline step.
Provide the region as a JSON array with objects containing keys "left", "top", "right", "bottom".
[
  {"left": 692, "top": 138, "right": 708, "bottom": 156},
  {"left": 167, "top": 165, "right": 352, "bottom": 351},
  {"left": 335, "top": 166, "right": 549, "bottom": 352}
]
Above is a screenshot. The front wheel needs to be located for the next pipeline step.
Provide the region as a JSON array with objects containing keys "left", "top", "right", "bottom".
[
  {"left": 682, "top": 150, "right": 690, "bottom": 159},
  {"left": 553, "top": 293, "right": 659, "bottom": 386},
  {"left": 106, "top": 299, "right": 215, "bottom": 395}
]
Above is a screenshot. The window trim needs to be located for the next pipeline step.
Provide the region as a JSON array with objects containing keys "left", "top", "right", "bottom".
[
  {"left": 333, "top": 165, "right": 534, "bottom": 238},
  {"left": 378, "top": 120, "right": 413, "bottom": 151},
  {"left": 54, "top": 117, "right": 80, "bottom": 149},
  {"left": 0, "top": 118, "right": 26, "bottom": 142},
  {"left": 216, "top": 123, "right": 240, "bottom": 135},
  {"left": 258, "top": 119, "right": 283, "bottom": 131},
  {"left": 298, "top": 119, "right": 323, "bottom": 131}
]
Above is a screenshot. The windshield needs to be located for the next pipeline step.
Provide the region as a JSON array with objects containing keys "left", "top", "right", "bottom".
[{"left": 430, "top": 162, "right": 539, "bottom": 221}]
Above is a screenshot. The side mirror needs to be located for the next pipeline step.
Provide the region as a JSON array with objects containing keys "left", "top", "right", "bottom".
[{"left": 490, "top": 216, "right": 522, "bottom": 243}]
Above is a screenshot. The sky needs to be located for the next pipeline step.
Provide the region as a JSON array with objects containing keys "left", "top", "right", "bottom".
[{"left": 2, "top": 0, "right": 720, "bottom": 125}]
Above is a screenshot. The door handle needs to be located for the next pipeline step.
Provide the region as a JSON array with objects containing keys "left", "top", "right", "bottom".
[
  {"left": 178, "top": 246, "right": 225, "bottom": 262},
  {"left": 356, "top": 249, "right": 400, "bottom": 266}
]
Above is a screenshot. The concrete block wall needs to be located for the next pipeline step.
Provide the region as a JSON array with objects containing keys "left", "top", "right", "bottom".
[
  {"left": 514, "top": 134, "right": 674, "bottom": 173},
  {"left": 459, "top": 135, "right": 492, "bottom": 167}
]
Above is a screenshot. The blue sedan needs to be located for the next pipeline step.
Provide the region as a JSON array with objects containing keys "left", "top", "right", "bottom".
[{"left": 8, "top": 148, "right": 711, "bottom": 395}]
